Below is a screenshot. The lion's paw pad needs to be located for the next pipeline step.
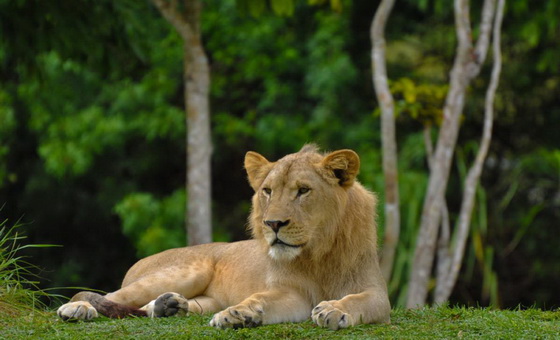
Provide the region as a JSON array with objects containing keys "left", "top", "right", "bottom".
[{"left": 153, "top": 292, "right": 189, "bottom": 317}]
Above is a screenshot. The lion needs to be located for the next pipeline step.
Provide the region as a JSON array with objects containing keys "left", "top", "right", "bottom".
[{"left": 57, "top": 145, "right": 391, "bottom": 330}]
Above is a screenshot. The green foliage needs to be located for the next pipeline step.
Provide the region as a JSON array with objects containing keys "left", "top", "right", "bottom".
[
  {"left": 510, "top": 1, "right": 560, "bottom": 72},
  {"left": 0, "top": 0, "right": 187, "bottom": 293},
  {"left": 19, "top": 44, "right": 183, "bottom": 178},
  {"left": 485, "top": 147, "right": 560, "bottom": 307},
  {"left": 115, "top": 190, "right": 186, "bottom": 258},
  {"left": 236, "top": 0, "right": 343, "bottom": 17},
  {"left": 0, "top": 89, "right": 15, "bottom": 188},
  {"left": 455, "top": 143, "right": 499, "bottom": 306},
  {"left": 305, "top": 10, "right": 357, "bottom": 125},
  {"left": 390, "top": 77, "right": 448, "bottom": 125},
  {"left": 207, "top": 1, "right": 370, "bottom": 157},
  {"left": 235, "top": 0, "right": 299, "bottom": 17},
  {"left": 309, "top": 0, "right": 343, "bottom": 13}
]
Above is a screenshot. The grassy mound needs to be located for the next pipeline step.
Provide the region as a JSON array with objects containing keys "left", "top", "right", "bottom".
[{"left": 1, "top": 306, "right": 559, "bottom": 339}]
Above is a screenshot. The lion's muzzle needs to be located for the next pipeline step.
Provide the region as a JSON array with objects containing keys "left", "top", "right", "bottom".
[{"left": 264, "top": 220, "right": 290, "bottom": 232}]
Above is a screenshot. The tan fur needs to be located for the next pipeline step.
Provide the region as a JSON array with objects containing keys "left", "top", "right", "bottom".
[{"left": 57, "top": 145, "right": 391, "bottom": 330}]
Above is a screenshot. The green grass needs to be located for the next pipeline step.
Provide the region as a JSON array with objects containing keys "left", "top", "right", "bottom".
[
  {"left": 1, "top": 307, "right": 559, "bottom": 339},
  {"left": 0, "top": 219, "right": 56, "bottom": 317}
]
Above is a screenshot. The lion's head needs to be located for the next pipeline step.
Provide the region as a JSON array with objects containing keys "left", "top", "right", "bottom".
[{"left": 244, "top": 144, "right": 373, "bottom": 262}]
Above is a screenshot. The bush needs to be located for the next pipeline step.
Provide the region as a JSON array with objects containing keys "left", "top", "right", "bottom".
[{"left": 0, "top": 218, "right": 52, "bottom": 316}]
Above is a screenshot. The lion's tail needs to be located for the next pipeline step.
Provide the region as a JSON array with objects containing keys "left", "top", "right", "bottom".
[{"left": 71, "top": 291, "right": 147, "bottom": 318}]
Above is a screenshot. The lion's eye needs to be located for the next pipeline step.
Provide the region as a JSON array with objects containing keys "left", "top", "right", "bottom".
[
  {"left": 263, "top": 188, "right": 272, "bottom": 196},
  {"left": 297, "top": 187, "right": 310, "bottom": 196}
]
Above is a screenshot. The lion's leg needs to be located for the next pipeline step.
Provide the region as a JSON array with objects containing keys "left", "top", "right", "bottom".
[
  {"left": 57, "top": 291, "right": 146, "bottom": 321},
  {"left": 210, "top": 288, "right": 311, "bottom": 329},
  {"left": 188, "top": 295, "right": 222, "bottom": 314},
  {"left": 58, "top": 263, "right": 215, "bottom": 321},
  {"left": 106, "top": 264, "right": 214, "bottom": 308}
]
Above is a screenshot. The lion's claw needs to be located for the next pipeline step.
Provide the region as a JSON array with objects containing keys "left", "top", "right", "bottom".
[
  {"left": 57, "top": 301, "right": 99, "bottom": 321},
  {"left": 311, "top": 301, "right": 353, "bottom": 330},
  {"left": 210, "top": 305, "right": 263, "bottom": 329}
]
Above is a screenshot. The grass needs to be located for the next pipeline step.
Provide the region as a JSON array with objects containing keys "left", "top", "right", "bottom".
[
  {"left": 0, "top": 218, "right": 55, "bottom": 318},
  {"left": 1, "top": 306, "right": 559, "bottom": 339}
]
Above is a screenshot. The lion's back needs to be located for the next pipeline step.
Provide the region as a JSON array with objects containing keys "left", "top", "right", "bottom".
[{"left": 121, "top": 240, "right": 266, "bottom": 289}]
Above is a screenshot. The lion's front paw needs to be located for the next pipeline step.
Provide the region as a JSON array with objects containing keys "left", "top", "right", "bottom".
[
  {"left": 311, "top": 301, "right": 354, "bottom": 330},
  {"left": 57, "top": 301, "right": 99, "bottom": 321},
  {"left": 145, "top": 292, "right": 189, "bottom": 318},
  {"left": 209, "top": 305, "right": 263, "bottom": 329}
]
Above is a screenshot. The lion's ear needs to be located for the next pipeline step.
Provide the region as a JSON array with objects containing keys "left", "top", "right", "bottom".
[
  {"left": 244, "top": 151, "right": 273, "bottom": 191},
  {"left": 321, "top": 150, "right": 360, "bottom": 188}
]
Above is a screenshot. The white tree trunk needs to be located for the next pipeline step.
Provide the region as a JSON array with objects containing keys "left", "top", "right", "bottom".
[
  {"left": 371, "top": 0, "right": 399, "bottom": 282},
  {"left": 407, "top": 0, "right": 497, "bottom": 308},
  {"left": 152, "top": 0, "right": 212, "bottom": 245}
]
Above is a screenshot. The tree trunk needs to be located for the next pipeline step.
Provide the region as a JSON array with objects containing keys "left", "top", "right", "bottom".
[
  {"left": 423, "top": 125, "right": 452, "bottom": 298},
  {"left": 151, "top": 0, "right": 212, "bottom": 245},
  {"left": 434, "top": 0, "right": 505, "bottom": 304},
  {"left": 371, "top": 0, "right": 399, "bottom": 282},
  {"left": 406, "top": 0, "right": 497, "bottom": 308}
]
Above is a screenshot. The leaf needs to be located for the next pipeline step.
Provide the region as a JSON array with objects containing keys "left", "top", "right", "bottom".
[
  {"left": 418, "top": 0, "right": 428, "bottom": 12},
  {"left": 249, "top": 0, "right": 266, "bottom": 17},
  {"left": 471, "top": 231, "right": 484, "bottom": 265},
  {"left": 330, "top": 0, "right": 342, "bottom": 12},
  {"left": 270, "top": 0, "right": 294, "bottom": 16}
]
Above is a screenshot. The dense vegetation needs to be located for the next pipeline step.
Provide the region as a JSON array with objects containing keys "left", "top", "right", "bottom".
[{"left": 0, "top": 0, "right": 559, "bottom": 310}]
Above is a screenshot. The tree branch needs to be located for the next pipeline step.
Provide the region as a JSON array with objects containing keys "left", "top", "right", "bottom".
[
  {"left": 422, "top": 125, "right": 453, "bottom": 301},
  {"left": 371, "top": 0, "right": 399, "bottom": 282},
  {"left": 471, "top": 0, "right": 497, "bottom": 75},
  {"left": 151, "top": 0, "right": 194, "bottom": 42}
]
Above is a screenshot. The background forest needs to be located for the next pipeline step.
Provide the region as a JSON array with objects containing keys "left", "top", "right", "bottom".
[{"left": 0, "top": 0, "right": 559, "bottom": 310}]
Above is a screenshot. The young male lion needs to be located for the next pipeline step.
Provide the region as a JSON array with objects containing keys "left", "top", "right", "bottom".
[{"left": 57, "top": 145, "right": 391, "bottom": 330}]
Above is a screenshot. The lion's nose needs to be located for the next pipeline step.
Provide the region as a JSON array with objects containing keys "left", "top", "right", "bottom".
[{"left": 264, "top": 220, "right": 290, "bottom": 233}]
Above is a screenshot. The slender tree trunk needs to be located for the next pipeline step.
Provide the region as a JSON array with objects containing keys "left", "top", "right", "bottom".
[
  {"left": 407, "top": 0, "right": 497, "bottom": 308},
  {"left": 423, "top": 125, "right": 452, "bottom": 296},
  {"left": 434, "top": 0, "right": 505, "bottom": 303},
  {"left": 151, "top": 0, "right": 212, "bottom": 245},
  {"left": 371, "top": 0, "right": 399, "bottom": 282}
]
